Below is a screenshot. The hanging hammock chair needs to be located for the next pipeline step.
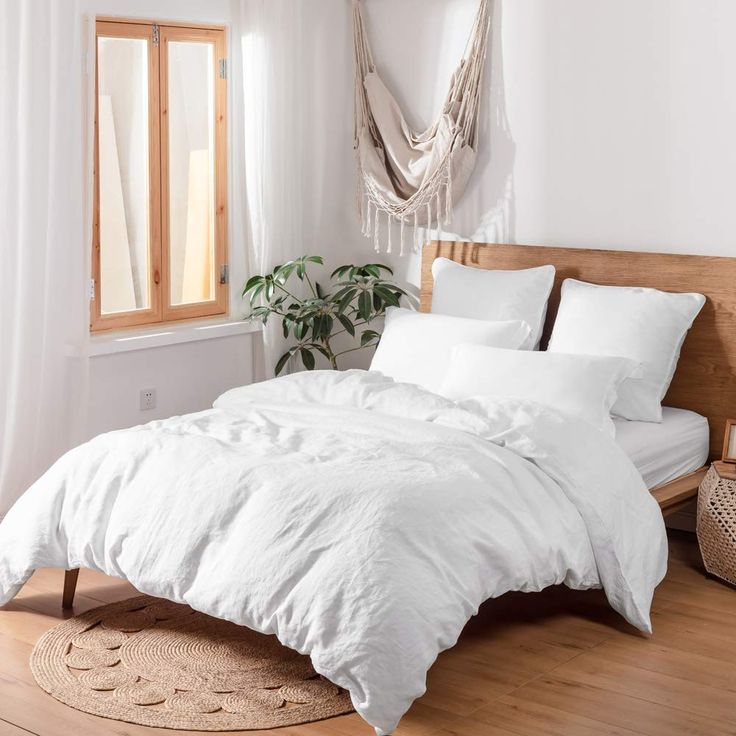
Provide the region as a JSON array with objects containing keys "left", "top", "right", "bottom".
[{"left": 353, "top": 0, "right": 491, "bottom": 255}]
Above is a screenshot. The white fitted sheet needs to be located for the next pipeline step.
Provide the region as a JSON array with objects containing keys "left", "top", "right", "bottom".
[{"left": 614, "top": 407, "right": 709, "bottom": 489}]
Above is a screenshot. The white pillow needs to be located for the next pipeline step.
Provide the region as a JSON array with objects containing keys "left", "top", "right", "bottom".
[
  {"left": 548, "top": 279, "right": 706, "bottom": 422},
  {"left": 370, "top": 307, "right": 531, "bottom": 393},
  {"left": 431, "top": 257, "right": 555, "bottom": 349},
  {"left": 439, "top": 344, "right": 640, "bottom": 437}
]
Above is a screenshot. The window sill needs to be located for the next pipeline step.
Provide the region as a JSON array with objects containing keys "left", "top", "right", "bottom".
[{"left": 89, "top": 318, "right": 261, "bottom": 357}]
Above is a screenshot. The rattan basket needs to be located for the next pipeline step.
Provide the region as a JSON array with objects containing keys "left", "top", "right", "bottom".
[{"left": 697, "top": 464, "right": 736, "bottom": 585}]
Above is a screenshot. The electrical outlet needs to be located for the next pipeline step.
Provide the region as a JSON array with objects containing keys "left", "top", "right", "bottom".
[{"left": 140, "top": 388, "right": 156, "bottom": 411}]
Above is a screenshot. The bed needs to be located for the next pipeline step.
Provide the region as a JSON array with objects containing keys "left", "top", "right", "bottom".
[
  {"left": 421, "top": 240, "right": 736, "bottom": 514},
  {"left": 2, "top": 241, "right": 735, "bottom": 735}
]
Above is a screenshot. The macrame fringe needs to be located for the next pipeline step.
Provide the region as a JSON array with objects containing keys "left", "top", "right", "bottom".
[
  {"left": 359, "top": 170, "right": 460, "bottom": 254},
  {"left": 362, "top": 196, "right": 372, "bottom": 238},
  {"left": 354, "top": 98, "right": 469, "bottom": 254}
]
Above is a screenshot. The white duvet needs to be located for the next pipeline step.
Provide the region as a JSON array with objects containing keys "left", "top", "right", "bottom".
[{"left": 0, "top": 370, "right": 667, "bottom": 734}]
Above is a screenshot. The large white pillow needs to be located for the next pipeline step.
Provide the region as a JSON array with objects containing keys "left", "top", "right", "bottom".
[
  {"left": 431, "top": 257, "right": 555, "bottom": 349},
  {"left": 548, "top": 279, "right": 706, "bottom": 422},
  {"left": 370, "top": 307, "right": 531, "bottom": 393},
  {"left": 439, "top": 343, "right": 640, "bottom": 437}
]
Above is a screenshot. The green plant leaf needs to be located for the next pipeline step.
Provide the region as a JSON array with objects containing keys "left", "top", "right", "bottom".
[
  {"left": 378, "top": 280, "right": 407, "bottom": 294},
  {"left": 323, "top": 315, "right": 334, "bottom": 337},
  {"left": 275, "top": 349, "right": 294, "bottom": 376},
  {"left": 264, "top": 278, "right": 275, "bottom": 301},
  {"left": 243, "top": 275, "right": 264, "bottom": 295},
  {"left": 311, "top": 313, "right": 334, "bottom": 341},
  {"left": 358, "top": 290, "right": 372, "bottom": 321},
  {"left": 337, "top": 314, "right": 355, "bottom": 336},
  {"left": 300, "top": 347, "right": 316, "bottom": 370},
  {"left": 310, "top": 314, "right": 322, "bottom": 340},
  {"left": 330, "top": 265, "right": 351, "bottom": 279},
  {"left": 274, "top": 262, "right": 296, "bottom": 284},
  {"left": 294, "top": 321, "right": 308, "bottom": 340},
  {"left": 333, "top": 285, "right": 356, "bottom": 301},
  {"left": 335, "top": 288, "right": 357, "bottom": 314},
  {"left": 245, "top": 283, "right": 262, "bottom": 306},
  {"left": 370, "top": 263, "right": 394, "bottom": 276},
  {"left": 305, "top": 256, "right": 324, "bottom": 265},
  {"left": 373, "top": 285, "right": 401, "bottom": 307},
  {"left": 361, "top": 329, "right": 381, "bottom": 346}
]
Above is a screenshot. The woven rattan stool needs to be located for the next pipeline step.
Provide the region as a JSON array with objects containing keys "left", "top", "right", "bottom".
[{"left": 697, "top": 463, "right": 736, "bottom": 585}]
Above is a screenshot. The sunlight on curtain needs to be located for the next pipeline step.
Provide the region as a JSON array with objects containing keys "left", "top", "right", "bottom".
[
  {"left": 0, "top": 0, "right": 90, "bottom": 516},
  {"left": 238, "top": 0, "right": 310, "bottom": 377}
]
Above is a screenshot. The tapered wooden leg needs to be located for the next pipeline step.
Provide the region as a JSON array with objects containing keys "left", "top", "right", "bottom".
[{"left": 62, "top": 569, "right": 79, "bottom": 609}]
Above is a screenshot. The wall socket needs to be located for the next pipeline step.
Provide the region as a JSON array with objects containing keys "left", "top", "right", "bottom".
[{"left": 140, "top": 388, "right": 157, "bottom": 411}]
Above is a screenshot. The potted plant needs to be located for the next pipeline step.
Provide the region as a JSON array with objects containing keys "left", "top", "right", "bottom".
[{"left": 243, "top": 256, "right": 407, "bottom": 375}]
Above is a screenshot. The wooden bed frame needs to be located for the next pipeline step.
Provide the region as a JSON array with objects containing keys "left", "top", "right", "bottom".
[
  {"left": 421, "top": 241, "right": 736, "bottom": 516},
  {"left": 60, "top": 240, "right": 736, "bottom": 608}
]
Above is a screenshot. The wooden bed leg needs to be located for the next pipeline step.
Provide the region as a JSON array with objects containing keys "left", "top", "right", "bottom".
[{"left": 62, "top": 569, "right": 79, "bottom": 609}]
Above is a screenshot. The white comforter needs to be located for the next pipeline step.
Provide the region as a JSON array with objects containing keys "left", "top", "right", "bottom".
[{"left": 0, "top": 370, "right": 667, "bottom": 734}]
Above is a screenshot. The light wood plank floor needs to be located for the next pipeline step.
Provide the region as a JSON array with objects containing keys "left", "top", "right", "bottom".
[{"left": 1, "top": 531, "right": 735, "bottom": 736}]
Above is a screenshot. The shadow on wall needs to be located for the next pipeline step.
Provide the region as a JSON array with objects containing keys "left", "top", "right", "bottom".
[{"left": 453, "top": 0, "right": 517, "bottom": 245}]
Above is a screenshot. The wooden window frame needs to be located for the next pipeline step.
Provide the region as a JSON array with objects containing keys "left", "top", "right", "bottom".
[{"left": 92, "top": 18, "right": 228, "bottom": 332}]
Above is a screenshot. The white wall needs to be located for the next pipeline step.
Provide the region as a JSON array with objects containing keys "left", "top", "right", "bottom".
[
  {"left": 497, "top": 1, "right": 736, "bottom": 257},
  {"left": 82, "top": 0, "right": 255, "bottom": 437},
  {"left": 87, "top": 336, "right": 254, "bottom": 436},
  {"left": 299, "top": 0, "right": 736, "bottom": 290}
]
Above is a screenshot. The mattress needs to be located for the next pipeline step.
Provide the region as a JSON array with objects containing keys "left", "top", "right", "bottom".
[{"left": 614, "top": 407, "right": 709, "bottom": 489}]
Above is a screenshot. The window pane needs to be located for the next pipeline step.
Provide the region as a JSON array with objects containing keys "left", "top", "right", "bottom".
[
  {"left": 167, "top": 41, "right": 216, "bottom": 306},
  {"left": 97, "top": 36, "right": 151, "bottom": 314}
]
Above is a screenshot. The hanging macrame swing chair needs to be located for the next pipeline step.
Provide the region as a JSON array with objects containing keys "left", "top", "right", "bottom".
[{"left": 353, "top": 0, "right": 491, "bottom": 255}]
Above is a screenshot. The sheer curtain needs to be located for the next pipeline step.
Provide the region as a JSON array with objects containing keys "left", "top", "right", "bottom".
[
  {"left": 0, "top": 1, "right": 90, "bottom": 517},
  {"left": 238, "top": 0, "right": 313, "bottom": 378}
]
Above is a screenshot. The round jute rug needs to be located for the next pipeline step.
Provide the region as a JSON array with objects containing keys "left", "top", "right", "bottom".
[{"left": 30, "top": 595, "right": 354, "bottom": 730}]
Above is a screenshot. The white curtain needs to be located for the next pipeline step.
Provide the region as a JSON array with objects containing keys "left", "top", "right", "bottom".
[
  {"left": 0, "top": 0, "right": 90, "bottom": 517},
  {"left": 238, "top": 0, "right": 313, "bottom": 378}
]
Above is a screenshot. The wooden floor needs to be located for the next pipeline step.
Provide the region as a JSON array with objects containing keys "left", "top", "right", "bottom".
[{"left": 1, "top": 531, "right": 735, "bottom": 736}]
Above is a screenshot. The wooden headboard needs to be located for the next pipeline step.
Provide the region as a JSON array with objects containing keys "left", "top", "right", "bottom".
[{"left": 421, "top": 241, "right": 736, "bottom": 460}]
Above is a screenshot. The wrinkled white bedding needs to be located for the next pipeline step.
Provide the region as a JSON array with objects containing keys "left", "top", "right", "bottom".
[{"left": 0, "top": 370, "right": 667, "bottom": 735}]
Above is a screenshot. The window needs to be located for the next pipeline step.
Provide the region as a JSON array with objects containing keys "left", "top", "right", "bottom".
[{"left": 92, "top": 19, "right": 228, "bottom": 331}]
